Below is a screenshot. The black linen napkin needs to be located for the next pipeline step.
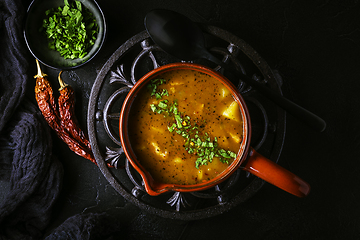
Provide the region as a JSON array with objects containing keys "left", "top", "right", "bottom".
[
  {"left": 0, "top": 0, "right": 63, "bottom": 239},
  {"left": 0, "top": 1, "right": 126, "bottom": 239}
]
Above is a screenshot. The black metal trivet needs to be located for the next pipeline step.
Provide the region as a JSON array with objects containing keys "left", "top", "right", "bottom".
[{"left": 87, "top": 25, "right": 286, "bottom": 220}]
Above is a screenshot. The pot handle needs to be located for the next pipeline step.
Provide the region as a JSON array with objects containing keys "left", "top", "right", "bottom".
[{"left": 243, "top": 148, "right": 310, "bottom": 197}]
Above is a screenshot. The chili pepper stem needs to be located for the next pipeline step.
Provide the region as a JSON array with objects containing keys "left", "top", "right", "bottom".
[
  {"left": 34, "top": 59, "right": 47, "bottom": 79},
  {"left": 58, "top": 71, "right": 68, "bottom": 90}
]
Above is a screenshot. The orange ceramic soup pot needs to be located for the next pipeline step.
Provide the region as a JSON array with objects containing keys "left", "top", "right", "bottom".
[{"left": 119, "top": 63, "right": 310, "bottom": 197}]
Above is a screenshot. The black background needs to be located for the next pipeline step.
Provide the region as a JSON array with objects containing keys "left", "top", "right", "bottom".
[{"left": 9, "top": 0, "right": 360, "bottom": 239}]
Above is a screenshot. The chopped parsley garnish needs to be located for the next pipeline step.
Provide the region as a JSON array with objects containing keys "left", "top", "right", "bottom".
[
  {"left": 147, "top": 78, "right": 169, "bottom": 99},
  {"left": 40, "top": 0, "right": 99, "bottom": 59},
  {"left": 148, "top": 80, "right": 237, "bottom": 169}
]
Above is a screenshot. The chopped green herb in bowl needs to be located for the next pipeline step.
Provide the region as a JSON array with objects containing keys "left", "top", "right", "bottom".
[
  {"left": 40, "top": 0, "right": 99, "bottom": 60},
  {"left": 24, "top": 0, "right": 106, "bottom": 69}
]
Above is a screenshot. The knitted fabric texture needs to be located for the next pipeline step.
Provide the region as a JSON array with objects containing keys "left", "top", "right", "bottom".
[
  {"left": 0, "top": 1, "right": 125, "bottom": 239},
  {"left": 0, "top": 0, "right": 63, "bottom": 239}
]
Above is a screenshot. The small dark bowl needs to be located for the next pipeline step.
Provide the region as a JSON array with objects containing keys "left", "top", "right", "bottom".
[{"left": 24, "top": 0, "right": 106, "bottom": 70}]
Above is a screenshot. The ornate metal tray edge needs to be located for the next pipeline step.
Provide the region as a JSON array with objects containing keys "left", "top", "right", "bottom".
[{"left": 87, "top": 26, "right": 286, "bottom": 220}]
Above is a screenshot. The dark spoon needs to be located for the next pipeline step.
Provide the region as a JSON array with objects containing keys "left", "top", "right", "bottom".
[{"left": 144, "top": 9, "right": 326, "bottom": 132}]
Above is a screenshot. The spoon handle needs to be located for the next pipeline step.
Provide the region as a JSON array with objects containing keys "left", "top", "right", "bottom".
[{"left": 204, "top": 52, "right": 326, "bottom": 132}]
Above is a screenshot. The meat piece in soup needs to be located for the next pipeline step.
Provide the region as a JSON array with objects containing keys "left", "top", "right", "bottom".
[{"left": 128, "top": 69, "right": 244, "bottom": 185}]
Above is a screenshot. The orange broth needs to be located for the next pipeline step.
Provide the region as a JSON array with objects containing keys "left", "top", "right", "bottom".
[{"left": 128, "top": 69, "right": 244, "bottom": 185}]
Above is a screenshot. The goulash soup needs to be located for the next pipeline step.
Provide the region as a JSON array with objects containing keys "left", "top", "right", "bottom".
[{"left": 127, "top": 68, "right": 244, "bottom": 185}]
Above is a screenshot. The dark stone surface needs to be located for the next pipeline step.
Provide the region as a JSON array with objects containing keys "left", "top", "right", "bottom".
[{"left": 4, "top": 0, "right": 359, "bottom": 239}]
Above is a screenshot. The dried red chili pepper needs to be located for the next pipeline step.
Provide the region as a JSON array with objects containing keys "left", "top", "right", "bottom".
[
  {"left": 57, "top": 71, "right": 95, "bottom": 163},
  {"left": 34, "top": 59, "right": 96, "bottom": 164},
  {"left": 34, "top": 59, "right": 61, "bottom": 132},
  {"left": 58, "top": 72, "right": 91, "bottom": 149},
  {"left": 55, "top": 129, "right": 95, "bottom": 163}
]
